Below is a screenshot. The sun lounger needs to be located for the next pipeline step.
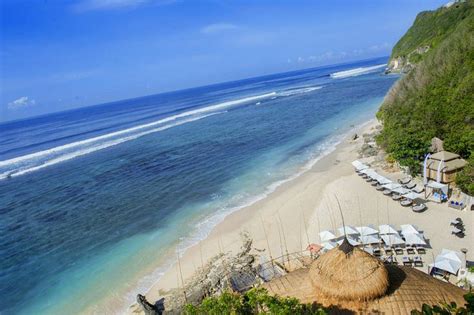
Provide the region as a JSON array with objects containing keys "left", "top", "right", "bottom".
[
  {"left": 406, "top": 245, "right": 415, "bottom": 254},
  {"left": 373, "top": 248, "right": 381, "bottom": 256},
  {"left": 415, "top": 246, "right": 425, "bottom": 254},
  {"left": 384, "top": 245, "right": 392, "bottom": 253},
  {"left": 412, "top": 186, "right": 425, "bottom": 194},
  {"left": 402, "top": 256, "right": 412, "bottom": 265},
  {"left": 400, "top": 199, "right": 412, "bottom": 207},
  {"left": 404, "top": 182, "right": 416, "bottom": 189},
  {"left": 413, "top": 256, "right": 423, "bottom": 266},
  {"left": 412, "top": 203, "right": 426, "bottom": 212},
  {"left": 365, "top": 177, "right": 373, "bottom": 182},
  {"left": 385, "top": 256, "right": 397, "bottom": 265},
  {"left": 392, "top": 194, "right": 403, "bottom": 201},
  {"left": 450, "top": 218, "right": 462, "bottom": 225},
  {"left": 383, "top": 189, "right": 392, "bottom": 196},
  {"left": 371, "top": 181, "right": 378, "bottom": 186},
  {"left": 394, "top": 246, "right": 404, "bottom": 255},
  {"left": 398, "top": 177, "right": 411, "bottom": 185}
]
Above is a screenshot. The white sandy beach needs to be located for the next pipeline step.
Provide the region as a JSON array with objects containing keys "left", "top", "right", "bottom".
[{"left": 131, "top": 118, "right": 473, "bottom": 313}]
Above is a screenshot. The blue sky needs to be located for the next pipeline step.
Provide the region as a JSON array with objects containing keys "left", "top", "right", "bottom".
[{"left": 1, "top": 0, "right": 446, "bottom": 122}]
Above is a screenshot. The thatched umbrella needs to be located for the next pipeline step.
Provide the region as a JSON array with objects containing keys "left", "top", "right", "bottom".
[
  {"left": 263, "top": 238, "right": 467, "bottom": 313},
  {"left": 309, "top": 239, "right": 388, "bottom": 301}
]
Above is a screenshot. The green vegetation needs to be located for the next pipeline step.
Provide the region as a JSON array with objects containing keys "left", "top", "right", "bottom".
[
  {"left": 391, "top": 0, "right": 473, "bottom": 62},
  {"left": 376, "top": 0, "right": 474, "bottom": 194},
  {"left": 184, "top": 288, "right": 327, "bottom": 315},
  {"left": 410, "top": 292, "right": 474, "bottom": 314}
]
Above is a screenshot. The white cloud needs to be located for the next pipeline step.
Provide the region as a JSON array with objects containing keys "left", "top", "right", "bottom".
[
  {"left": 200, "top": 23, "right": 239, "bottom": 35},
  {"left": 8, "top": 97, "right": 36, "bottom": 110},
  {"left": 73, "top": 0, "right": 175, "bottom": 12}
]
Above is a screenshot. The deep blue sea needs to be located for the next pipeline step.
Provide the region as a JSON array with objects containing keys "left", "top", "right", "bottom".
[{"left": 0, "top": 57, "right": 398, "bottom": 314}]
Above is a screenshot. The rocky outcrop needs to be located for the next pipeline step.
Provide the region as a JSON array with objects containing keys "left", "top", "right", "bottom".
[
  {"left": 154, "top": 233, "right": 257, "bottom": 314},
  {"left": 386, "top": 45, "right": 430, "bottom": 74}
]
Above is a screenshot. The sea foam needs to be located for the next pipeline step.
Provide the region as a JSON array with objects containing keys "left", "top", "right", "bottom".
[{"left": 330, "top": 64, "right": 386, "bottom": 79}]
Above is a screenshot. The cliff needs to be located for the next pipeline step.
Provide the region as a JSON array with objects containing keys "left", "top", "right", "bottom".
[
  {"left": 387, "top": 0, "right": 471, "bottom": 73},
  {"left": 377, "top": 0, "right": 474, "bottom": 194}
]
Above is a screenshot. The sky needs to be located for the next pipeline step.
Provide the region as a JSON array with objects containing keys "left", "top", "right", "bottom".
[{"left": 0, "top": 0, "right": 447, "bottom": 122}]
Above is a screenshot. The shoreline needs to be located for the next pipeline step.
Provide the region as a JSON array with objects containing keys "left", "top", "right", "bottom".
[{"left": 130, "top": 118, "right": 381, "bottom": 312}]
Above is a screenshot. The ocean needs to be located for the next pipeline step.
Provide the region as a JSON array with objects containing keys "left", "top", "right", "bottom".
[{"left": 0, "top": 57, "right": 398, "bottom": 314}]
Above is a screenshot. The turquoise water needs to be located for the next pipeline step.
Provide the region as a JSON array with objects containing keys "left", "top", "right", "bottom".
[{"left": 0, "top": 57, "right": 398, "bottom": 314}]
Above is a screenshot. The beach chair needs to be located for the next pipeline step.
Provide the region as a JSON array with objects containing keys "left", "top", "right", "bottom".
[
  {"left": 412, "top": 203, "right": 427, "bottom": 212},
  {"left": 384, "top": 245, "right": 392, "bottom": 254},
  {"left": 383, "top": 189, "right": 392, "bottom": 196},
  {"left": 412, "top": 186, "right": 425, "bottom": 194},
  {"left": 450, "top": 218, "right": 462, "bottom": 226},
  {"left": 415, "top": 246, "right": 425, "bottom": 254},
  {"left": 400, "top": 199, "right": 412, "bottom": 207},
  {"left": 404, "top": 182, "right": 416, "bottom": 189},
  {"left": 406, "top": 245, "right": 415, "bottom": 254},
  {"left": 394, "top": 245, "right": 404, "bottom": 255},
  {"left": 398, "top": 177, "right": 411, "bottom": 185},
  {"left": 402, "top": 256, "right": 412, "bottom": 266},
  {"left": 373, "top": 248, "right": 381, "bottom": 257},
  {"left": 392, "top": 194, "right": 403, "bottom": 201},
  {"left": 413, "top": 256, "right": 423, "bottom": 267}
]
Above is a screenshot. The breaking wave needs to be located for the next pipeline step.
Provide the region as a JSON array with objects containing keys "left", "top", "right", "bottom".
[{"left": 330, "top": 64, "right": 386, "bottom": 79}]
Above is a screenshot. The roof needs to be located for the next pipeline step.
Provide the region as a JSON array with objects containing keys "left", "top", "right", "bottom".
[
  {"left": 263, "top": 253, "right": 467, "bottom": 314},
  {"left": 426, "top": 157, "right": 467, "bottom": 172},
  {"left": 430, "top": 151, "right": 460, "bottom": 161},
  {"left": 309, "top": 242, "right": 389, "bottom": 301}
]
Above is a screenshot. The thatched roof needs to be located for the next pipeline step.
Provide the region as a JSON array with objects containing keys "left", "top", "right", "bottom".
[
  {"left": 263, "top": 243, "right": 467, "bottom": 314},
  {"left": 309, "top": 240, "right": 389, "bottom": 301}
]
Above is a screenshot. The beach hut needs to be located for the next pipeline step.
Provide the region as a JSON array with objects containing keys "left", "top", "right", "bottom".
[
  {"left": 429, "top": 249, "right": 464, "bottom": 275},
  {"left": 424, "top": 151, "right": 467, "bottom": 184},
  {"left": 263, "top": 239, "right": 466, "bottom": 313},
  {"left": 378, "top": 224, "right": 398, "bottom": 235},
  {"left": 426, "top": 181, "right": 449, "bottom": 203}
]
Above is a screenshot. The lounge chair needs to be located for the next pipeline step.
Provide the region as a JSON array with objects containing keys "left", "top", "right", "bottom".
[
  {"left": 398, "top": 177, "right": 411, "bottom": 185},
  {"left": 400, "top": 199, "right": 412, "bottom": 207},
  {"left": 413, "top": 256, "right": 423, "bottom": 267},
  {"left": 415, "top": 246, "right": 425, "bottom": 254},
  {"left": 412, "top": 186, "right": 425, "bottom": 194},
  {"left": 404, "top": 182, "right": 416, "bottom": 189},
  {"left": 406, "top": 245, "right": 415, "bottom": 254},
  {"left": 394, "top": 246, "right": 404, "bottom": 255},
  {"left": 412, "top": 203, "right": 427, "bottom": 212},
  {"left": 402, "top": 256, "right": 412, "bottom": 265},
  {"left": 376, "top": 184, "right": 384, "bottom": 191},
  {"left": 365, "top": 177, "right": 372, "bottom": 182},
  {"left": 450, "top": 218, "right": 462, "bottom": 226},
  {"left": 392, "top": 194, "right": 403, "bottom": 201},
  {"left": 383, "top": 189, "right": 392, "bottom": 196},
  {"left": 370, "top": 181, "right": 378, "bottom": 186}
]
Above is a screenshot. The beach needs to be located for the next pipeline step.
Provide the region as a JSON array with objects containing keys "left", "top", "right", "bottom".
[{"left": 135, "top": 118, "right": 473, "bottom": 313}]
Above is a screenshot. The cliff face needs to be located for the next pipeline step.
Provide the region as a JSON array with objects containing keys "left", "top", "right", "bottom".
[
  {"left": 377, "top": 0, "right": 474, "bottom": 194},
  {"left": 387, "top": 0, "right": 471, "bottom": 73}
]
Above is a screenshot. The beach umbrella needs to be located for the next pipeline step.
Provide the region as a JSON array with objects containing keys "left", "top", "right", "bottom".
[
  {"left": 360, "top": 234, "right": 380, "bottom": 245},
  {"left": 336, "top": 236, "right": 360, "bottom": 246},
  {"left": 400, "top": 224, "right": 420, "bottom": 235},
  {"left": 321, "top": 241, "right": 337, "bottom": 250},
  {"left": 392, "top": 187, "right": 411, "bottom": 195},
  {"left": 319, "top": 230, "right": 337, "bottom": 242},
  {"left": 356, "top": 225, "right": 379, "bottom": 236},
  {"left": 403, "top": 192, "right": 423, "bottom": 200},
  {"left": 381, "top": 234, "right": 404, "bottom": 246},
  {"left": 382, "top": 182, "right": 402, "bottom": 191},
  {"left": 337, "top": 225, "right": 359, "bottom": 236},
  {"left": 404, "top": 233, "right": 426, "bottom": 245},
  {"left": 429, "top": 258, "right": 461, "bottom": 275},
  {"left": 439, "top": 249, "right": 463, "bottom": 264},
  {"left": 378, "top": 224, "right": 398, "bottom": 235},
  {"left": 352, "top": 160, "right": 369, "bottom": 171}
]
